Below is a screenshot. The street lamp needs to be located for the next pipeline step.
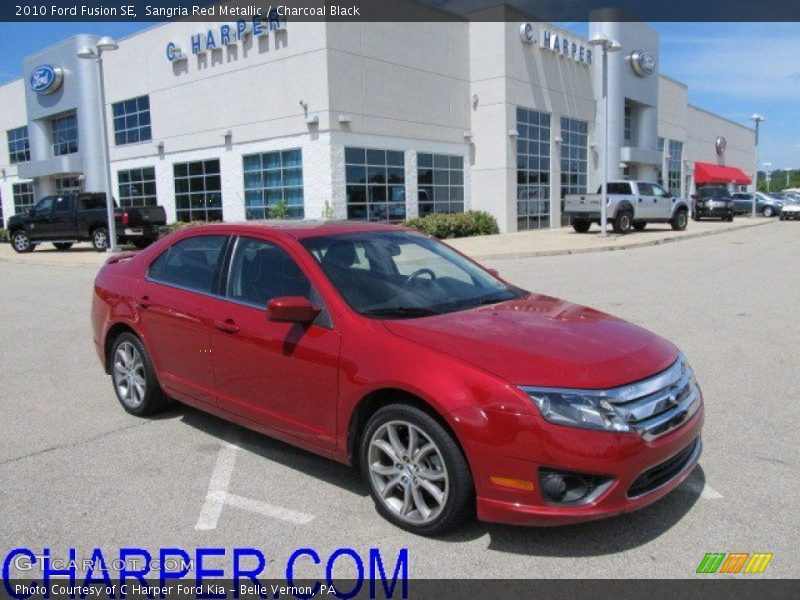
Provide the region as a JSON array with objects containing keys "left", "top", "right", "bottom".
[
  {"left": 589, "top": 33, "right": 622, "bottom": 236},
  {"left": 750, "top": 113, "right": 764, "bottom": 218},
  {"left": 762, "top": 161, "right": 773, "bottom": 193},
  {"left": 78, "top": 36, "right": 119, "bottom": 252}
]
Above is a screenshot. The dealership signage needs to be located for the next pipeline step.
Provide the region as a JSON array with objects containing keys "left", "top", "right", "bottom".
[
  {"left": 519, "top": 23, "right": 592, "bottom": 66},
  {"left": 28, "top": 65, "right": 64, "bottom": 95},
  {"left": 716, "top": 136, "right": 727, "bottom": 156},
  {"left": 630, "top": 49, "right": 657, "bottom": 77},
  {"left": 166, "top": 11, "right": 286, "bottom": 62}
]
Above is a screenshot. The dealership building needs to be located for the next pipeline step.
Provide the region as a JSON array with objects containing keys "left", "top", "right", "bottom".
[{"left": 0, "top": 4, "right": 757, "bottom": 233}]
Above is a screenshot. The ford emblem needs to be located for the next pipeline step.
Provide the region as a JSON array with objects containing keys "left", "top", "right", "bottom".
[
  {"left": 29, "top": 65, "right": 64, "bottom": 95},
  {"left": 630, "top": 50, "right": 656, "bottom": 78}
]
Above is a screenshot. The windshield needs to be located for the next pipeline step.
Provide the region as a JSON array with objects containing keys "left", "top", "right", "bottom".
[
  {"left": 698, "top": 188, "right": 728, "bottom": 198},
  {"left": 301, "top": 230, "right": 525, "bottom": 318}
]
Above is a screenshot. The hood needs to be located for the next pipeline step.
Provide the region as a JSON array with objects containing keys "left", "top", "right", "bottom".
[{"left": 384, "top": 293, "right": 678, "bottom": 389}]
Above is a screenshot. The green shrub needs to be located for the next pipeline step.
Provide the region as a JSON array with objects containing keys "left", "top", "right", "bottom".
[
  {"left": 158, "top": 221, "right": 216, "bottom": 238},
  {"left": 405, "top": 211, "right": 499, "bottom": 239},
  {"left": 0, "top": 229, "right": 7, "bottom": 243},
  {"left": 269, "top": 200, "right": 289, "bottom": 220}
]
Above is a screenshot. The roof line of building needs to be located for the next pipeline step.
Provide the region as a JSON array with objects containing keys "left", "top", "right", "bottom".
[{"left": 687, "top": 103, "right": 754, "bottom": 133}]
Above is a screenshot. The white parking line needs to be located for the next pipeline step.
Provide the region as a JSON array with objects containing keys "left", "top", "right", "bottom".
[
  {"left": 680, "top": 479, "right": 724, "bottom": 500},
  {"left": 195, "top": 434, "right": 315, "bottom": 530}
]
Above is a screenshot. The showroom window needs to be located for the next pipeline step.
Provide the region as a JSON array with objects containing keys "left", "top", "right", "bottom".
[
  {"left": 52, "top": 114, "right": 78, "bottom": 156},
  {"left": 516, "top": 107, "right": 551, "bottom": 231},
  {"left": 667, "top": 140, "right": 683, "bottom": 195},
  {"left": 560, "top": 117, "right": 588, "bottom": 225},
  {"left": 624, "top": 100, "right": 632, "bottom": 144},
  {"left": 345, "top": 147, "right": 406, "bottom": 221},
  {"left": 55, "top": 177, "right": 82, "bottom": 195},
  {"left": 242, "top": 149, "right": 304, "bottom": 219},
  {"left": 173, "top": 159, "right": 223, "bottom": 222},
  {"left": 119, "top": 167, "right": 157, "bottom": 207},
  {"left": 417, "top": 153, "right": 464, "bottom": 216},
  {"left": 656, "top": 137, "right": 665, "bottom": 186},
  {"left": 112, "top": 95, "right": 152, "bottom": 145},
  {"left": 13, "top": 182, "right": 34, "bottom": 214},
  {"left": 7, "top": 126, "right": 30, "bottom": 164},
  {"left": 148, "top": 235, "right": 228, "bottom": 294}
]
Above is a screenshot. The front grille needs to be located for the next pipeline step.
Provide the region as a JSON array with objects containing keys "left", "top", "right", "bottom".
[
  {"left": 605, "top": 355, "right": 701, "bottom": 441},
  {"left": 628, "top": 437, "right": 701, "bottom": 498}
]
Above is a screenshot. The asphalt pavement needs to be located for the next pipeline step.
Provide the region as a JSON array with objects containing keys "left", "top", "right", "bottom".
[{"left": 0, "top": 221, "right": 797, "bottom": 579}]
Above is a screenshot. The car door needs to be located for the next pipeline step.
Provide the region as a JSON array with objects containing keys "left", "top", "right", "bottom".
[
  {"left": 26, "top": 196, "right": 56, "bottom": 241},
  {"left": 732, "top": 193, "right": 752, "bottom": 214},
  {"left": 651, "top": 183, "right": 673, "bottom": 219},
  {"left": 210, "top": 235, "right": 341, "bottom": 450},
  {"left": 635, "top": 182, "right": 657, "bottom": 219},
  {"left": 136, "top": 234, "right": 230, "bottom": 406},
  {"left": 49, "top": 195, "right": 76, "bottom": 238}
]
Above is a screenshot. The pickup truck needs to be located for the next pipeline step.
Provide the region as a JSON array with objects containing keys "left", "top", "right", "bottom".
[
  {"left": 7, "top": 193, "right": 166, "bottom": 253},
  {"left": 564, "top": 181, "right": 690, "bottom": 234}
]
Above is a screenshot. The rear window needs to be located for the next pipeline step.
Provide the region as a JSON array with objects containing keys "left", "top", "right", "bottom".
[
  {"left": 597, "top": 183, "right": 633, "bottom": 195},
  {"left": 79, "top": 196, "right": 107, "bottom": 210},
  {"left": 148, "top": 235, "right": 228, "bottom": 294}
]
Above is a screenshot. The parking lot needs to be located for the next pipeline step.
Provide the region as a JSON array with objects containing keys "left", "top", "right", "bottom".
[{"left": 0, "top": 221, "right": 797, "bottom": 579}]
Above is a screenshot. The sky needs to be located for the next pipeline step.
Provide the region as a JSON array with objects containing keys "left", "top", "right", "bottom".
[{"left": 0, "top": 21, "right": 798, "bottom": 169}]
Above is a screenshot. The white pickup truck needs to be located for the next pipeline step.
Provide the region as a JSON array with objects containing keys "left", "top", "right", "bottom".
[{"left": 564, "top": 181, "right": 690, "bottom": 234}]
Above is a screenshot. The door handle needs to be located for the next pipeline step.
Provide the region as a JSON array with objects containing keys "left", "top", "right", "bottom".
[
  {"left": 135, "top": 295, "right": 151, "bottom": 309},
  {"left": 215, "top": 319, "right": 240, "bottom": 334},
  {"left": 637, "top": 197, "right": 643, "bottom": 203}
]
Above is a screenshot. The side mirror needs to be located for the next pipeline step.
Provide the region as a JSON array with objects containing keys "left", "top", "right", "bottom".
[{"left": 267, "top": 296, "right": 321, "bottom": 324}]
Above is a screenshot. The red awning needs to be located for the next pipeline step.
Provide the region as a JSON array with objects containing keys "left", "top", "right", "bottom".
[{"left": 694, "top": 162, "right": 752, "bottom": 185}]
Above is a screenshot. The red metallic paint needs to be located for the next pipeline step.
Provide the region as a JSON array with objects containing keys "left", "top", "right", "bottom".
[{"left": 92, "top": 222, "right": 703, "bottom": 526}]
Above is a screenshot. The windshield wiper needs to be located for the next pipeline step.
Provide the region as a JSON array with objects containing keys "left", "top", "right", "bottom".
[{"left": 361, "top": 306, "right": 441, "bottom": 318}]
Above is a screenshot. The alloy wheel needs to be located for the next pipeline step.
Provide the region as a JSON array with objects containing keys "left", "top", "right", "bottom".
[
  {"left": 13, "top": 233, "right": 30, "bottom": 252},
  {"left": 112, "top": 341, "right": 146, "bottom": 409},
  {"left": 367, "top": 420, "right": 449, "bottom": 525},
  {"left": 94, "top": 230, "right": 108, "bottom": 249}
]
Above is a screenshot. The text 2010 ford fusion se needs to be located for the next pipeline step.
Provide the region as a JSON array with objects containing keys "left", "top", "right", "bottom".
[{"left": 92, "top": 222, "right": 704, "bottom": 535}]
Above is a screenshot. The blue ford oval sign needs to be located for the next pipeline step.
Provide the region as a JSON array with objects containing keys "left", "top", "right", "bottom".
[
  {"left": 630, "top": 50, "right": 656, "bottom": 78},
  {"left": 29, "top": 65, "right": 64, "bottom": 95}
]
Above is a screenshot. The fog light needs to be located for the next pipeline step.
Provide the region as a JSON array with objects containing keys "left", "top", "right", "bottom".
[{"left": 539, "top": 468, "right": 612, "bottom": 504}]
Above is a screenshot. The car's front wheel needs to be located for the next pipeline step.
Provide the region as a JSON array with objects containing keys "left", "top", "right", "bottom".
[
  {"left": 110, "top": 332, "right": 168, "bottom": 416},
  {"left": 671, "top": 208, "right": 688, "bottom": 231},
  {"left": 92, "top": 227, "right": 110, "bottom": 251},
  {"left": 11, "top": 231, "right": 34, "bottom": 253},
  {"left": 360, "top": 404, "right": 473, "bottom": 535},
  {"left": 762, "top": 206, "right": 775, "bottom": 218}
]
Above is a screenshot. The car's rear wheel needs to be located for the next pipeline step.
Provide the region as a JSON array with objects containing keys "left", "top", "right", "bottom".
[
  {"left": 110, "top": 332, "right": 168, "bottom": 416},
  {"left": 53, "top": 242, "right": 74, "bottom": 250},
  {"left": 92, "top": 227, "right": 110, "bottom": 251},
  {"left": 762, "top": 206, "right": 775, "bottom": 218},
  {"left": 725, "top": 214, "right": 734, "bottom": 222},
  {"left": 571, "top": 219, "right": 591, "bottom": 233},
  {"left": 360, "top": 404, "right": 473, "bottom": 535},
  {"left": 632, "top": 222, "right": 647, "bottom": 231},
  {"left": 671, "top": 208, "right": 688, "bottom": 231},
  {"left": 612, "top": 209, "right": 633, "bottom": 234},
  {"left": 11, "top": 231, "right": 34, "bottom": 253}
]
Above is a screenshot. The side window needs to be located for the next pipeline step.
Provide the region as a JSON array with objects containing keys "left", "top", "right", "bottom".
[
  {"left": 652, "top": 184, "right": 670, "bottom": 197},
  {"left": 603, "top": 183, "right": 633, "bottom": 195},
  {"left": 148, "top": 235, "right": 227, "bottom": 294},
  {"left": 52, "top": 196, "right": 73, "bottom": 213},
  {"left": 227, "top": 237, "right": 313, "bottom": 308},
  {"left": 33, "top": 197, "right": 54, "bottom": 215},
  {"left": 637, "top": 182, "right": 654, "bottom": 196}
]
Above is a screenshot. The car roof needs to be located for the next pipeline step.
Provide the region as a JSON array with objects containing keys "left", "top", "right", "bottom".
[{"left": 174, "top": 220, "right": 410, "bottom": 240}]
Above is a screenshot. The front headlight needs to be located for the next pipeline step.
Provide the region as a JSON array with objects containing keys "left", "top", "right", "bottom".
[{"left": 521, "top": 388, "right": 630, "bottom": 432}]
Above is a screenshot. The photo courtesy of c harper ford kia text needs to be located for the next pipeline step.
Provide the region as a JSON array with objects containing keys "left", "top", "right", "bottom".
[{"left": 0, "top": 1, "right": 798, "bottom": 598}]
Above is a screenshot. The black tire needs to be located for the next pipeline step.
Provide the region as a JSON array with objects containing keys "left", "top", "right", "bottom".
[
  {"left": 671, "top": 208, "right": 688, "bottom": 231},
  {"left": 92, "top": 227, "right": 110, "bottom": 251},
  {"left": 571, "top": 219, "right": 591, "bottom": 233},
  {"left": 762, "top": 206, "right": 775, "bottom": 218},
  {"left": 632, "top": 222, "right": 647, "bottom": 231},
  {"left": 10, "top": 230, "right": 34, "bottom": 253},
  {"left": 725, "top": 214, "right": 734, "bottom": 222},
  {"left": 779, "top": 214, "right": 785, "bottom": 221},
  {"left": 612, "top": 209, "right": 633, "bottom": 234},
  {"left": 53, "top": 242, "right": 74, "bottom": 251},
  {"left": 131, "top": 238, "right": 155, "bottom": 250},
  {"left": 359, "top": 403, "right": 474, "bottom": 536},
  {"left": 109, "top": 332, "right": 168, "bottom": 416}
]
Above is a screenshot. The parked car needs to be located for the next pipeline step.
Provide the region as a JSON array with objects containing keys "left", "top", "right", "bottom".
[
  {"left": 564, "top": 181, "right": 690, "bottom": 234},
  {"left": 7, "top": 193, "right": 166, "bottom": 253},
  {"left": 779, "top": 199, "right": 800, "bottom": 221},
  {"left": 691, "top": 187, "right": 734, "bottom": 221},
  {"left": 730, "top": 192, "right": 784, "bottom": 217},
  {"left": 782, "top": 191, "right": 800, "bottom": 202},
  {"left": 92, "top": 222, "right": 704, "bottom": 534}
]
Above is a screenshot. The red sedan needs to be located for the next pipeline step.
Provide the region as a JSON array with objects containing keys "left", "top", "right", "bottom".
[{"left": 92, "top": 222, "right": 703, "bottom": 535}]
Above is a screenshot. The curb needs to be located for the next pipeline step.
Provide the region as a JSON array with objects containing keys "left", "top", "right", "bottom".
[{"left": 454, "top": 219, "right": 776, "bottom": 261}]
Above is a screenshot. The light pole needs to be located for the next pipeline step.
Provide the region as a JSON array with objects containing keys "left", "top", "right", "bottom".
[
  {"left": 78, "top": 36, "right": 119, "bottom": 252},
  {"left": 762, "top": 161, "right": 773, "bottom": 193},
  {"left": 750, "top": 113, "right": 764, "bottom": 218},
  {"left": 589, "top": 33, "right": 622, "bottom": 236}
]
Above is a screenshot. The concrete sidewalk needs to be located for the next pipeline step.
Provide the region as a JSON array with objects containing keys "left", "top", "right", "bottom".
[
  {"left": 0, "top": 216, "right": 777, "bottom": 268},
  {"left": 447, "top": 217, "right": 776, "bottom": 260}
]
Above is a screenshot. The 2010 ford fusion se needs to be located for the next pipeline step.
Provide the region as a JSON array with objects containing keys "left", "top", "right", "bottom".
[{"left": 92, "top": 222, "right": 703, "bottom": 535}]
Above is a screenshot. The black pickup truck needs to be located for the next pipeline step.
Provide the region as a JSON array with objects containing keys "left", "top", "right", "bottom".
[{"left": 7, "top": 193, "right": 166, "bottom": 253}]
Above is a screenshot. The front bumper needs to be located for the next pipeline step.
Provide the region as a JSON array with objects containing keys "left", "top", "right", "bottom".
[
  {"left": 695, "top": 204, "right": 732, "bottom": 218},
  {"left": 451, "top": 397, "right": 704, "bottom": 526}
]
